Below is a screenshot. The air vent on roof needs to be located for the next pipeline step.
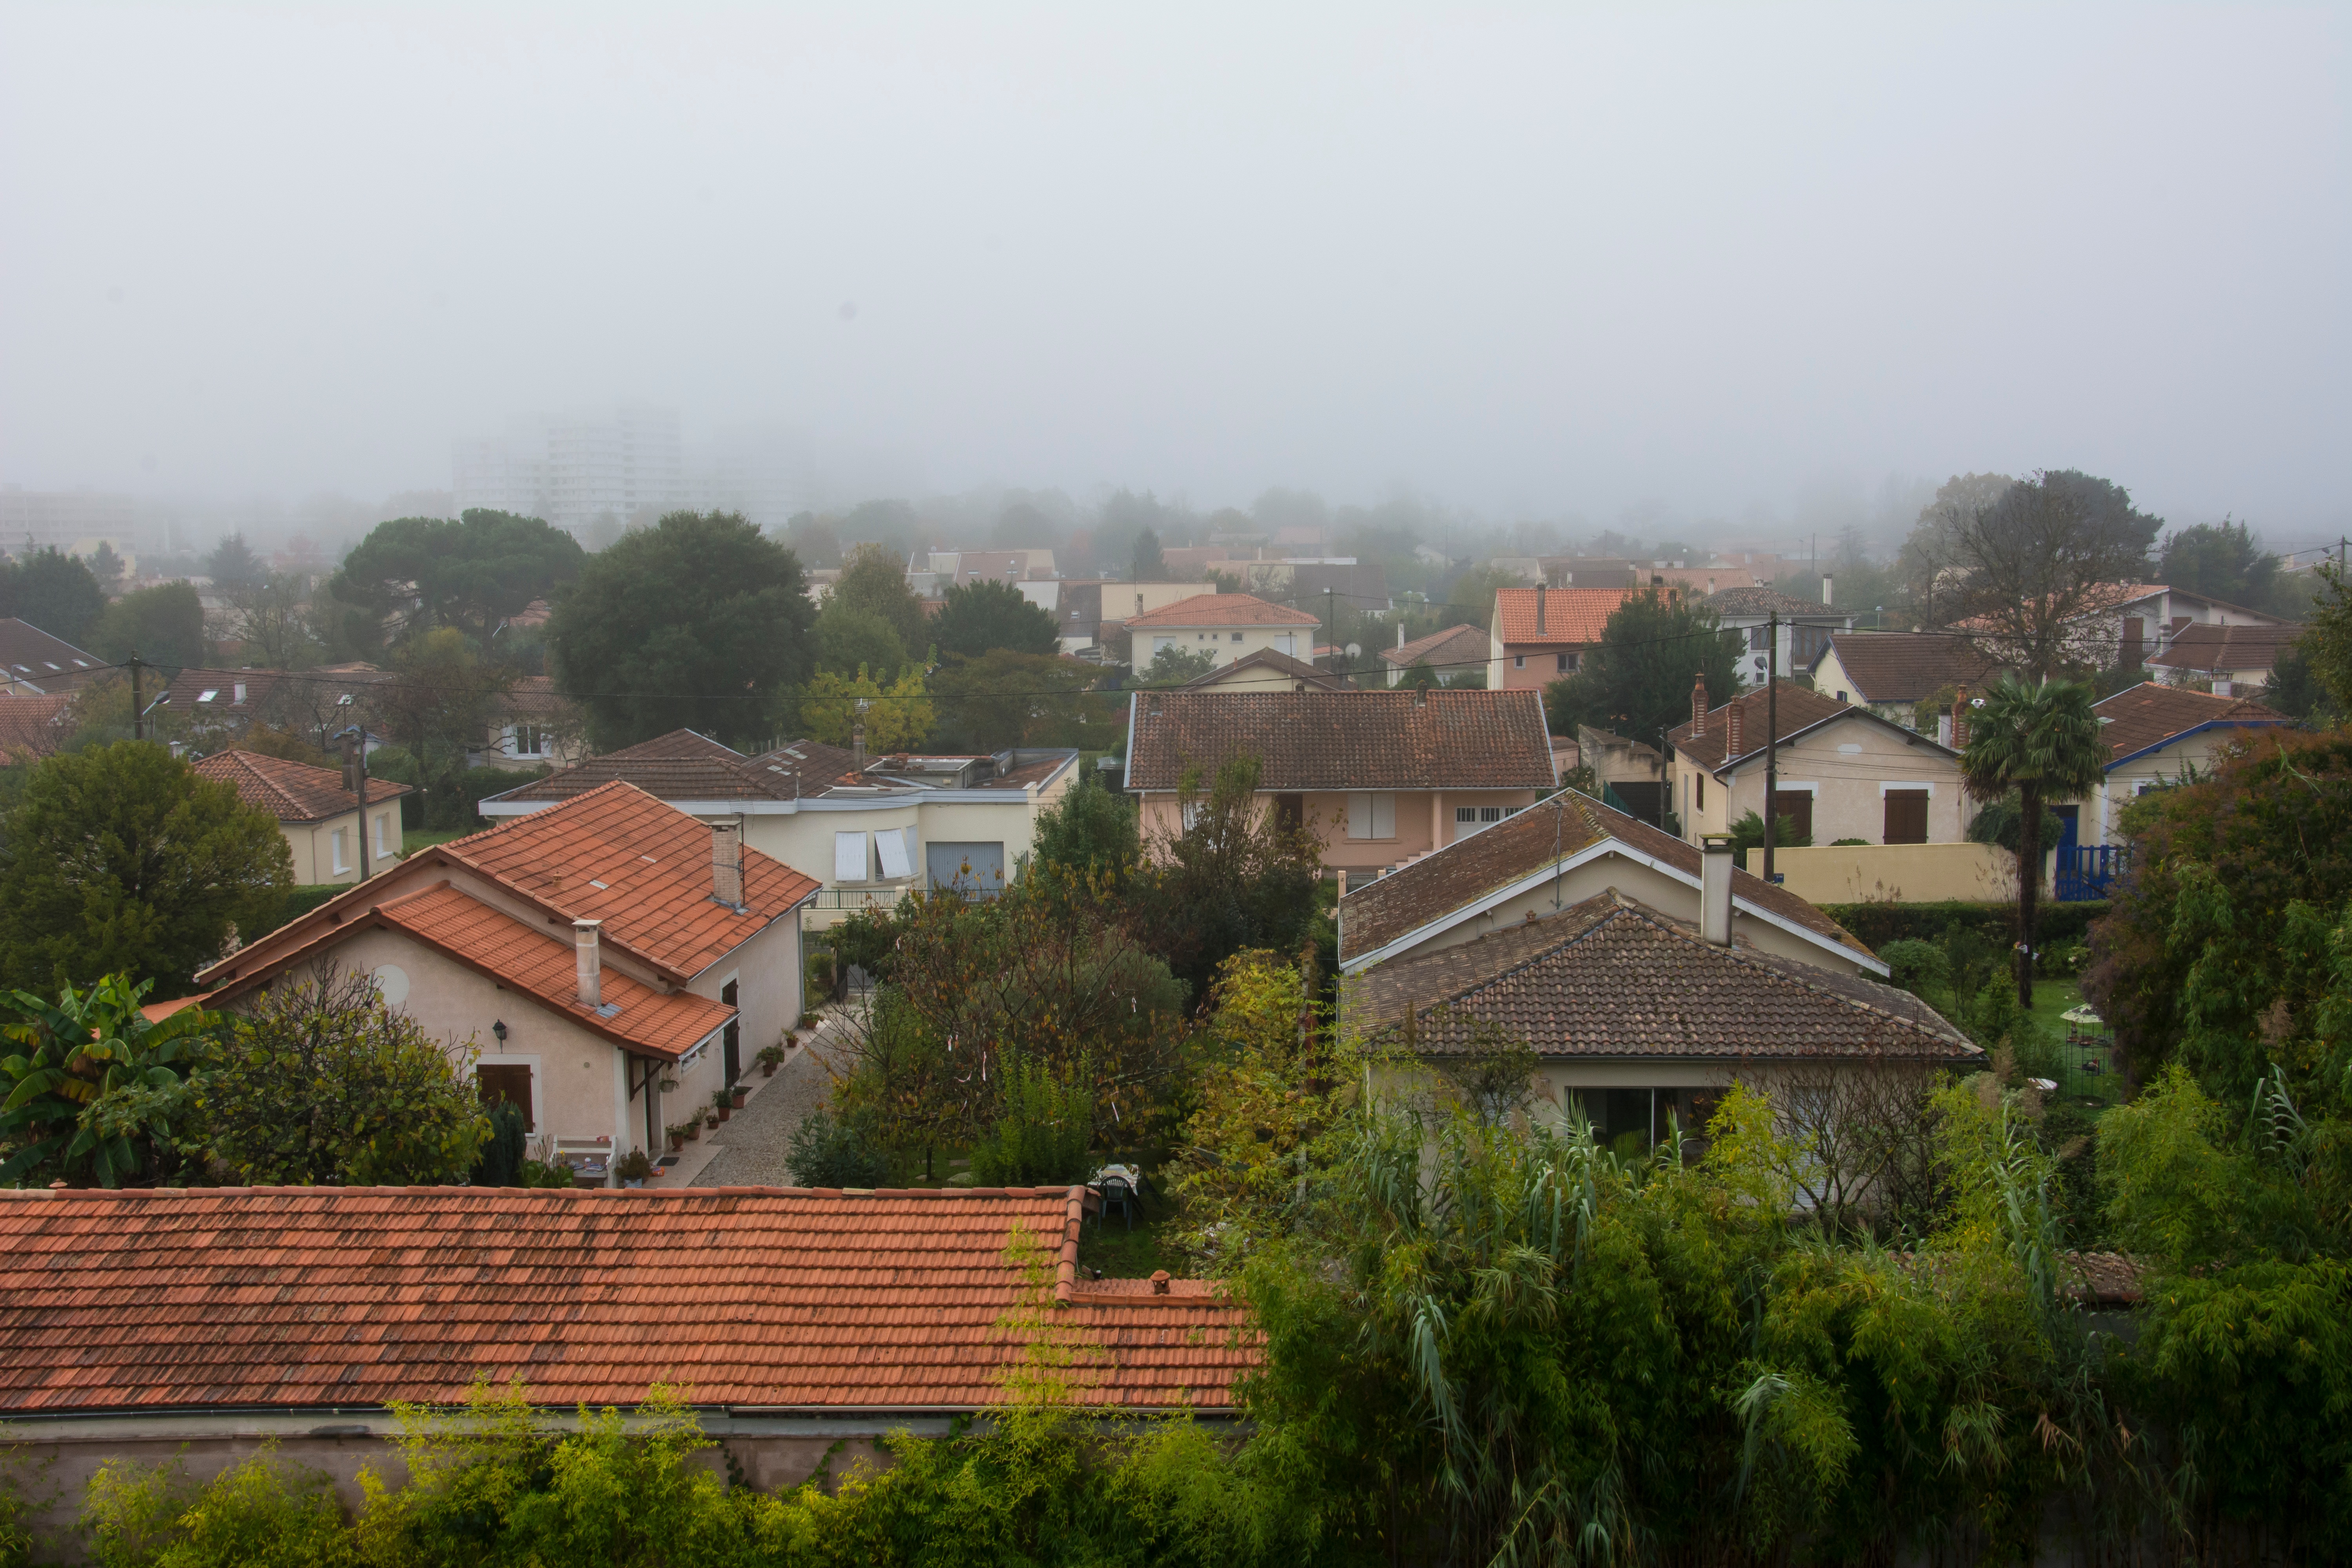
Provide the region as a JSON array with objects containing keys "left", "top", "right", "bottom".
[
  {"left": 589, "top": 879, "right": 608, "bottom": 889},
  {"left": 594, "top": 1002, "right": 621, "bottom": 1018}
]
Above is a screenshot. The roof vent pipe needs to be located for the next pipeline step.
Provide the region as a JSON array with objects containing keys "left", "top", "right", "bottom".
[
  {"left": 711, "top": 822, "right": 744, "bottom": 908},
  {"left": 573, "top": 920, "right": 603, "bottom": 1008},
  {"left": 1700, "top": 837, "right": 1734, "bottom": 946}
]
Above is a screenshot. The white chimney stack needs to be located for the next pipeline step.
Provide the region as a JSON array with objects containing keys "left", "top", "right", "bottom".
[
  {"left": 711, "top": 822, "right": 744, "bottom": 907},
  {"left": 1822, "top": 573, "right": 1835, "bottom": 607},
  {"left": 574, "top": 919, "right": 602, "bottom": 1007},
  {"left": 1700, "top": 836, "right": 1734, "bottom": 947}
]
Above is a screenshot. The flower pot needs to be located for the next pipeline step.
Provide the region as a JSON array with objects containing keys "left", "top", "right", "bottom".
[
  {"left": 760, "top": 1062, "right": 777, "bottom": 1078},
  {"left": 685, "top": 1121, "right": 700, "bottom": 1141},
  {"left": 622, "top": 1178, "right": 644, "bottom": 1189},
  {"left": 668, "top": 1133, "right": 686, "bottom": 1153},
  {"left": 706, "top": 1112, "right": 722, "bottom": 1128},
  {"left": 715, "top": 1104, "right": 731, "bottom": 1123},
  {"left": 730, "top": 1089, "right": 750, "bottom": 1109}
]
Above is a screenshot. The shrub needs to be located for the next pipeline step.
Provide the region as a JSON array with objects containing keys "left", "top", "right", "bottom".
[
  {"left": 786, "top": 1107, "right": 893, "bottom": 1187},
  {"left": 968, "top": 1048, "right": 1096, "bottom": 1186},
  {"left": 471, "top": 1098, "right": 529, "bottom": 1187},
  {"left": 1877, "top": 938, "right": 1950, "bottom": 1000}
]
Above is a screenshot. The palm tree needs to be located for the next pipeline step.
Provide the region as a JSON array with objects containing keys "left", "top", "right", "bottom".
[{"left": 1958, "top": 677, "right": 2108, "bottom": 1007}]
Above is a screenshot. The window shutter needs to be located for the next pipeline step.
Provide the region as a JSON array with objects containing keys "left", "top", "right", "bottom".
[
  {"left": 875, "top": 826, "right": 914, "bottom": 880},
  {"left": 1347, "top": 792, "right": 1372, "bottom": 839},
  {"left": 834, "top": 831, "right": 870, "bottom": 882},
  {"left": 1373, "top": 792, "right": 1396, "bottom": 838}
]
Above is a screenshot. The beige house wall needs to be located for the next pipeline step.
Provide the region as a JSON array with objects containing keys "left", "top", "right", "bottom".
[
  {"left": 1345, "top": 848, "right": 1868, "bottom": 977},
  {"left": 1670, "top": 713, "right": 1965, "bottom": 847},
  {"left": 1137, "top": 621, "right": 1315, "bottom": 667},
  {"left": 1137, "top": 787, "right": 1546, "bottom": 876},
  {"left": 2088, "top": 726, "right": 2271, "bottom": 846},
  {"left": 282, "top": 805, "right": 401, "bottom": 886},
  {"left": 1809, "top": 648, "right": 1920, "bottom": 726},
  {"left": 1740, "top": 843, "right": 2023, "bottom": 905}
]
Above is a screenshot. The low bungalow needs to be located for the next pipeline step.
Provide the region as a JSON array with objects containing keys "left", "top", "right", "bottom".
[
  {"left": 1666, "top": 679, "right": 1968, "bottom": 848},
  {"left": 1123, "top": 687, "right": 1557, "bottom": 877},
  {"left": 0, "top": 1185, "right": 1250, "bottom": 1535},
  {"left": 1379, "top": 622, "right": 1490, "bottom": 686},
  {"left": 2080, "top": 684, "right": 2289, "bottom": 847},
  {"left": 1705, "top": 587, "right": 1855, "bottom": 690},
  {"left": 1125, "top": 592, "right": 1323, "bottom": 668},
  {"left": 1486, "top": 586, "right": 1634, "bottom": 692},
  {"left": 2147, "top": 622, "right": 2303, "bottom": 697},
  {"left": 191, "top": 748, "right": 412, "bottom": 885},
  {"left": 1809, "top": 630, "right": 2000, "bottom": 728},
  {"left": 0, "top": 618, "right": 104, "bottom": 696},
  {"left": 1180, "top": 646, "right": 1348, "bottom": 693},
  {"left": 186, "top": 780, "right": 819, "bottom": 1170}
]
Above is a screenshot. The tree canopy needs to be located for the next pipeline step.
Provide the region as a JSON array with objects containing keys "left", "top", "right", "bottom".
[
  {"left": 1543, "top": 586, "right": 1744, "bottom": 748},
  {"left": 1936, "top": 470, "right": 2164, "bottom": 677},
  {"left": 829, "top": 541, "right": 930, "bottom": 654},
  {"left": 0, "top": 741, "right": 291, "bottom": 994},
  {"left": 548, "top": 511, "right": 813, "bottom": 751},
  {"left": 0, "top": 545, "right": 107, "bottom": 648},
  {"left": 2158, "top": 517, "right": 2300, "bottom": 617},
  {"left": 329, "top": 508, "right": 586, "bottom": 651},
  {"left": 86, "top": 581, "right": 207, "bottom": 673},
  {"left": 810, "top": 600, "right": 911, "bottom": 680},
  {"left": 797, "top": 664, "right": 933, "bottom": 752},
  {"left": 931, "top": 578, "right": 1058, "bottom": 659},
  {"left": 927, "top": 651, "right": 1112, "bottom": 753}
]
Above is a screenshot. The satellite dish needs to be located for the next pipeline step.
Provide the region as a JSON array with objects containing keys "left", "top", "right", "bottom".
[{"left": 1345, "top": 643, "right": 1361, "bottom": 660}]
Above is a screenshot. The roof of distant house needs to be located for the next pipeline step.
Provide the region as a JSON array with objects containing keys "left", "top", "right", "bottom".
[
  {"left": 1123, "top": 592, "right": 1320, "bottom": 629},
  {"left": 0, "top": 1186, "right": 1252, "bottom": 1416},
  {"left": 1492, "top": 587, "right": 1636, "bottom": 646},
  {"left": 501, "top": 673, "right": 578, "bottom": 717},
  {"left": 1125, "top": 688, "right": 1557, "bottom": 793},
  {"left": 1647, "top": 566, "right": 1758, "bottom": 594},
  {"left": 0, "top": 619, "right": 103, "bottom": 691},
  {"left": 0, "top": 694, "right": 74, "bottom": 765},
  {"left": 1814, "top": 631, "right": 2000, "bottom": 703},
  {"left": 1379, "top": 622, "right": 1491, "bottom": 671},
  {"left": 2092, "top": 682, "right": 2288, "bottom": 768},
  {"left": 1666, "top": 680, "right": 1955, "bottom": 774},
  {"left": 1704, "top": 586, "right": 1845, "bottom": 620},
  {"left": 2146, "top": 622, "right": 2303, "bottom": 674},
  {"left": 1336, "top": 789, "right": 1876, "bottom": 970},
  {"left": 1353, "top": 887, "right": 1976, "bottom": 1062},
  {"left": 1179, "top": 646, "right": 1349, "bottom": 691},
  {"left": 164, "top": 664, "right": 392, "bottom": 718},
  {"left": 486, "top": 730, "right": 1073, "bottom": 808},
  {"left": 191, "top": 748, "right": 411, "bottom": 824}
]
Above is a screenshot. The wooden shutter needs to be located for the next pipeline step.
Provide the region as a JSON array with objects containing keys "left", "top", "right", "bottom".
[
  {"left": 1883, "top": 789, "right": 1930, "bottom": 844},
  {"left": 477, "top": 1063, "right": 534, "bottom": 1131},
  {"left": 1769, "top": 789, "right": 1814, "bottom": 843}
]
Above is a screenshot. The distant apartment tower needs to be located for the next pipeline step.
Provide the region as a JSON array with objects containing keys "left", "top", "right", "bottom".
[
  {"left": 0, "top": 487, "right": 143, "bottom": 558},
  {"left": 452, "top": 407, "right": 684, "bottom": 537}
]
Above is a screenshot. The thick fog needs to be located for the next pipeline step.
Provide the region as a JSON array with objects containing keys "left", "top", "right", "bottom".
[{"left": 2, "top": 3, "right": 2346, "bottom": 544}]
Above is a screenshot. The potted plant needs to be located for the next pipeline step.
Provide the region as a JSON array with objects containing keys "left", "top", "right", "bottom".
[
  {"left": 683, "top": 1117, "right": 701, "bottom": 1142},
  {"left": 712, "top": 1088, "right": 732, "bottom": 1124},
  {"left": 703, "top": 1109, "right": 720, "bottom": 1131},
  {"left": 730, "top": 1082, "right": 751, "bottom": 1110},
  {"left": 614, "top": 1149, "right": 655, "bottom": 1189},
  {"left": 666, "top": 1123, "right": 689, "bottom": 1153},
  {"left": 658, "top": 1076, "right": 680, "bottom": 1095},
  {"left": 798, "top": 1011, "right": 822, "bottom": 1031},
  {"left": 756, "top": 1044, "right": 786, "bottom": 1078}
]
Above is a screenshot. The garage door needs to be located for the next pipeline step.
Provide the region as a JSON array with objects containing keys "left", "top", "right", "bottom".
[{"left": 926, "top": 841, "right": 1005, "bottom": 895}]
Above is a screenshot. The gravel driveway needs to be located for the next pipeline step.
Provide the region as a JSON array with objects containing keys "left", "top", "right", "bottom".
[{"left": 690, "top": 1027, "right": 847, "bottom": 1187}]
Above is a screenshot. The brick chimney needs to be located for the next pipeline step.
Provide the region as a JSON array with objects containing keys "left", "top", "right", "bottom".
[
  {"left": 1691, "top": 675, "right": 1708, "bottom": 735},
  {"left": 1535, "top": 582, "right": 1547, "bottom": 634},
  {"left": 573, "top": 920, "right": 602, "bottom": 1009},
  {"left": 711, "top": 822, "right": 744, "bottom": 908},
  {"left": 1728, "top": 695, "right": 1745, "bottom": 758},
  {"left": 1953, "top": 686, "right": 1970, "bottom": 751}
]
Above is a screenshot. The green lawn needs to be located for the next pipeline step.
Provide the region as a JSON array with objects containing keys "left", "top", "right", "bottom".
[
  {"left": 2029, "top": 975, "right": 2089, "bottom": 1034},
  {"left": 401, "top": 826, "right": 473, "bottom": 857},
  {"left": 1076, "top": 1207, "right": 1190, "bottom": 1279}
]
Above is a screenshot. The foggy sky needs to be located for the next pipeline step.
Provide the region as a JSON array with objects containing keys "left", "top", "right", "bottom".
[{"left": 3, "top": 3, "right": 2347, "bottom": 541}]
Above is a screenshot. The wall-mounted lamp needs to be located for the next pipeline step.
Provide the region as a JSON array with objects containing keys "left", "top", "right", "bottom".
[{"left": 491, "top": 1020, "right": 508, "bottom": 1044}]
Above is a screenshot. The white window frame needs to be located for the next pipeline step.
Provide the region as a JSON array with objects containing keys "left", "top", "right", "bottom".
[
  {"left": 330, "top": 826, "right": 350, "bottom": 876},
  {"left": 373, "top": 810, "right": 394, "bottom": 859},
  {"left": 1514, "top": 655, "right": 1526, "bottom": 669}
]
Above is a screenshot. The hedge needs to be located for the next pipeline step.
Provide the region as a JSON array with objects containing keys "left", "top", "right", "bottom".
[{"left": 1817, "top": 898, "right": 2111, "bottom": 951}]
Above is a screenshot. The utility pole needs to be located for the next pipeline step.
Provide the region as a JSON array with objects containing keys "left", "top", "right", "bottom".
[
  {"left": 1762, "top": 613, "right": 1779, "bottom": 885},
  {"left": 129, "top": 652, "right": 142, "bottom": 742}
]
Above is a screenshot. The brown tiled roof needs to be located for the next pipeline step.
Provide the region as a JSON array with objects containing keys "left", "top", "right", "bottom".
[
  {"left": 2092, "top": 682, "right": 2287, "bottom": 765},
  {"left": 1353, "top": 889, "right": 1975, "bottom": 1062},
  {"left": 1649, "top": 566, "right": 1757, "bottom": 593},
  {"left": 1493, "top": 587, "right": 1633, "bottom": 646},
  {"left": 1379, "top": 622, "right": 1491, "bottom": 671},
  {"left": 191, "top": 748, "right": 411, "bottom": 823},
  {"left": 203, "top": 780, "right": 821, "bottom": 989},
  {"left": 1125, "top": 689, "right": 1555, "bottom": 792},
  {"left": 1668, "top": 681, "right": 1855, "bottom": 772},
  {"left": 0, "top": 619, "right": 104, "bottom": 692},
  {"left": 1181, "top": 647, "right": 1349, "bottom": 690},
  {"left": 495, "top": 730, "right": 804, "bottom": 804},
  {"left": 2147, "top": 622, "right": 2302, "bottom": 674},
  {"left": 1816, "top": 631, "right": 1998, "bottom": 703},
  {"left": 1336, "top": 789, "right": 1875, "bottom": 968},
  {"left": 1125, "top": 592, "right": 1320, "bottom": 629},
  {"left": 753, "top": 737, "right": 867, "bottom": 791},
  {"left": 0, "top": 1186, "right": 1253, "bottom": 1415},
  {"left": 0, "top": 694, "right": 74, "bottom": 764},
  {"left": 501, "top": 673, "right": 577, "bottom": 717},
  {"left": 1704, "top": 586, "right": 1839, "bottom": 619}
]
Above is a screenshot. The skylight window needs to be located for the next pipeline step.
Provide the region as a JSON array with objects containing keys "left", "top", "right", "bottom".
[
  {"left": 594, "top": 1002, "right": 621, "bottom": 1018},
  {"left": 589, "top": 879, "right": 609, "bottom": 889},
  {"left": 197, "top": 689, "right": 219, "bottom": 703}
]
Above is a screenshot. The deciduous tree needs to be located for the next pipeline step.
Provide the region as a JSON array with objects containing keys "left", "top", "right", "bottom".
[
  {"left": 329, "top": 509, "right": 586, "bottom": 650},
  {"left": 87, "top": 581, "right": 207, "bottom": 673},
  {"left": 1543, "top": 585, "right": 1744, "bottom": 749},
  {"left": 932, "top": 578, "right": 1058, "bottom": 659},
  {"left": 1936, "top": 470, "right": 2163, "bottom": 678},
  {"left": 0, "top": 545, "right": 107, "bottom": 647},
  {"left": 827, "top": 541, "right": 929, "bottom": 653}
]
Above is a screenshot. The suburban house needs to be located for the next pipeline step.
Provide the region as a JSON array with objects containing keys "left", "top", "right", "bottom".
[
  {"left": 1486, "top": 585, "right": 1636, "bottom": 691},
  {"left": 0, "top": 693, "right": 75, "bottom": 765},
  {"left": 1035, "top": 579, "right": 1104, "bottom": 657},
  {"left": 0, "top": 1184, "right": 1250, "bottom": 1531},
  {"left": 908, "top": 548, "right": 1058, "bottom": 594},
  {"left": 1334, "top": 796, "right": 1958, "bottom": 1146},
  {"left": 185, "top": 780, "right": 820, "bottom": 1172},
  {"left": 0, "top": 618, "right": 105, "bottom": 696},
  {"left": 1380, "top": 622, "right": 1490, "bottom": 686},
  {"left": 1228, "top": 558, "right": 1389, "bottom": 610},
  {"left": 1125, "top": 592, "right": 1322, "bottom": 668},
  {"left": 1123, "top": 687, "right": 1557, "bottom": 877},
  {"left": 1574, "top": 724, "right": 1668, "bottom": 824},
  {"left": 1179, "top": 646, "right": 1348, "bottom": 693},
  {"left": 166, "top": 664, "right": 396, "bottom": 749},
  {"left": 1666, "top": 679, "right": 1968, "bottom": 848},
  {"left": 480, "top": 728, "right": 1079, "bottom": 926},
  {"left": 2078, "top": 683, "right": 2289, "bottom": 848},
  {"left": 1705, "top": 587, "right": 1855, "bottom": 691},
  {"left": 191, "top": 748, "right": 412, "bottom": 885},
  {"left": 2072, "top": 583, "right": 2295, "bottom": 667},
  {"left": 483, "top": 674, "right": 590, "bottom": 767},
  {"left": 1810, "top": 630, "right": 2000, "bottom": 728},
  {"left": 2147, "top": 622, "right": 2303, "bottom": 697}
]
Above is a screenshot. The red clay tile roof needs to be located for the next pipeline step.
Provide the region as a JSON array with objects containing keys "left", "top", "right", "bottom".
[
  {"left": 1815, "top": 631, "right": 2000, "bottom": 704},
  {"left": 191, "top": 748, "right": 412, "bottom": 823},
  {"left": 1124, "top": 592, "right": 1320, "bottom": 629},
  {"left": 1379, "top": 622, "right": 1491, "bottom": 672},
  {"left": 0, "top": 1186, "right": 1253, "bottom": 1414},
  {"left": 1180, "top": 647, "right": 1349, "bottom": 690},
  {"left": 1336, "top": 789, "right": 1875, "bottom": 968},
  {"left": 0, "top": 694, "right": 74, "bottom": 764},
  {"left": 2091, "top": 682, "right": 2288, "bottom": 765},
  {"left": 1668, "top": 681, "right": 1876, "bottom": 773},
  {"left": 1126, "top": 689, "right": 1556, "bottom": 792},
  {"left": 494, "top": 730, "right": 805, "bottom": 804},
  {"left": 2146, "top": 622, "right": 2302, "bottom": 674},
  {"left": 1493, "top": 587, "right": 1635, "bottom": 647},
  {"left": 1352, "top": 888, "right": 1975, "bottom": 1062},
  {"left": 0, "top": 619, "right": 104, "bottom": 692}
]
